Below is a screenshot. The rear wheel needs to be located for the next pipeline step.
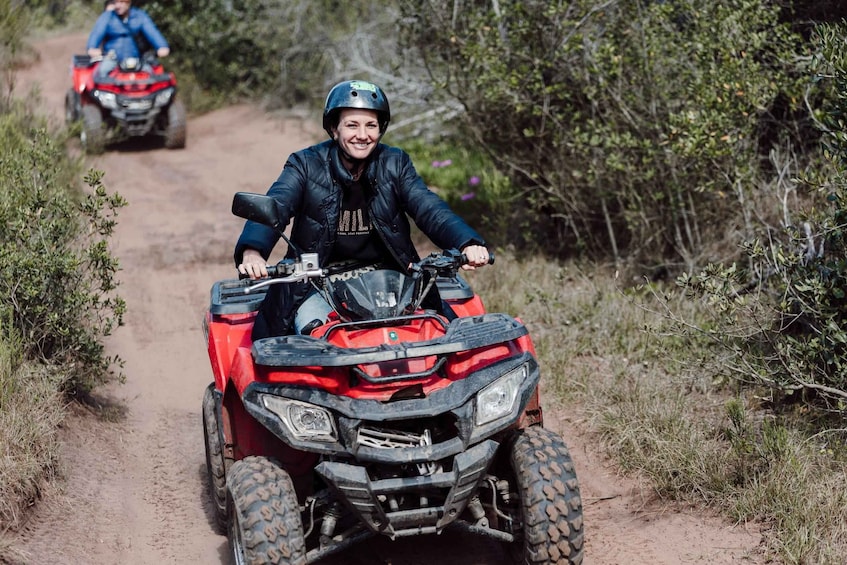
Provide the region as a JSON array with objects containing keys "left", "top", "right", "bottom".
[
  {"left": 81, "top": 105, "right": 105, "bottom": 154},
  {"left": 202, "top": 383, "right": 227, "bottom": 532},
  {"left": 508, "top": 426, "right": 584, "bottom": 564},
  {"left": 227, "top": 456, "right": 306, "bottom": 565},
  {"left": 163, "top": 99, "right": 187, "bottom": 149}
]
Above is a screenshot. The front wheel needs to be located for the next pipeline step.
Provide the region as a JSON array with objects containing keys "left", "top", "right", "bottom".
[
  {"left": 64, "top": 88, "right": 80, "bottom": 124},
  {"left": 227, "top": 456, "right": 306, "bottom": 565},
  {"left": 81, "top": 105, "right": 105, "bottom": 154},
  {"left": 508, "top": 426, "right": 584, "bottom": 564},
  {"left": 163, "top": 99, "right": 187, "bottom": 149}
]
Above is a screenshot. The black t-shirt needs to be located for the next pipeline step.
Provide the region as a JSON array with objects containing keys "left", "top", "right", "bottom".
[{"left": 329, "top": 180, "right": 390, "bottom": 265}]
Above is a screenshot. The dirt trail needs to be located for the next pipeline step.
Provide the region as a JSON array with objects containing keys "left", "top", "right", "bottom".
[{"left": 3, "top": 31, "right": 764, "bottom": 565}]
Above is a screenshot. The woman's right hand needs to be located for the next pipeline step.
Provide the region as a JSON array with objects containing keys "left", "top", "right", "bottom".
[{"left": 237, "top": 249, "right": 268, "bottom": 280}]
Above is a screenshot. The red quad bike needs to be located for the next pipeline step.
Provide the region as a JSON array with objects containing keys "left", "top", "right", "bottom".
[
  {"left": 65, "top": 53, "right": 187, "bottom": 154},
  {"left": 202, "top": 192, "right": 585, "bottom": 564}
]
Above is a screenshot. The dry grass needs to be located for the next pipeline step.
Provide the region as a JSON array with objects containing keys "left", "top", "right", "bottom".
[
  {"left": 467, "top": 248, "right": 847, "bottom": 564},
  {"left": 0, "top": 337, "right": 65, "bottom": 532}
]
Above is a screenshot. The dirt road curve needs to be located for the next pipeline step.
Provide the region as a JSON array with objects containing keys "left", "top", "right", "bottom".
[{"left": 4, "top": 32, "right": 764, "bottom": 565}]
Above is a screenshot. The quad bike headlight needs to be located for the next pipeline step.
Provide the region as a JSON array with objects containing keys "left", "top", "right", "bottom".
[
  {"left": 475, "top": 364, "right": 527, "bottom": 426},
  {"left": 154, "top": 88, "right": 174, "bottom": 108},
  {"left": 261, "top": 395, "right": 337, "bottom": 441},
  {"left": 93, "top": 90, "right": 118, "bottom": 110}
]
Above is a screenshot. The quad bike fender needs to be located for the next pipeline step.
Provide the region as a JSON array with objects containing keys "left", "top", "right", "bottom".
[
  {"left": 445, "top": 295, "right": 487, "bottom": 318},
  {"left": 514, "top": 319, "right": 538, "bottom": 355},
  {"left": 204, "top": 310, "right": 255, "bottom": 391},
  {"left": 229, "top": 346, "right": 258, "bottom": 396},
  {"left": 69, "top": 55, "right": 94, "bottom": 94},
  {"left": 517, "top": 385, "right": 543, "bottom": 428},
  {"left": 445, "top": 335, "right": 535, "bottom": 381}
]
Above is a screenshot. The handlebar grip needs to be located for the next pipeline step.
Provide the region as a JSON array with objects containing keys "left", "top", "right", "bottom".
[
  {"left": 237, "top": 264, "right": 281, "bottom": 280},
  {"left": 460, "top": 251, "right": 496, "bottom": 266}
]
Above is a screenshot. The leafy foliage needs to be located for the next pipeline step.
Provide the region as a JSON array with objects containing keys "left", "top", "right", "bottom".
[
  {"left": 403, "top": 138, "right": 514, "bottom": 236},
  {"left": 142, "top": 0, "right": 391, "bottom": 109},
  {"left": 0, "top": 112, "right": 126, "bottom": 394},
  {"left": 0, "top": 0, "right": 32, "bottom": 106},
  {"left": 672, "top": 22, "right": 847, "bottom": 413},
  {"left": 399, "top": 0, "right": 809, "bottom": 267}
]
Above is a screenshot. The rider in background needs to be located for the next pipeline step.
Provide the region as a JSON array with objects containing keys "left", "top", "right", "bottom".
[
  {"left": 86, "top": 0, "right": 170, "bottom": 76},
  {"left": 236, "top": 80, "right": 491, "bottom": 339}
]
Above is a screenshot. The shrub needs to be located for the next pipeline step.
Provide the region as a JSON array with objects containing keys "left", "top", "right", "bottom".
[
  {"left": 403, "top": 138, "right": 514, "bottom": 241},
  {"left": 399, "top": 0, "right": 810, "bottom": 267},
  {"left": 669, "top": 22, "right": 847, "bottom": 414},
  {"left": 0, "top": 111, "right": 126, "bottom": 395},
  {"left": 142, "top": 0, "right": 391, "bottom": 109}
]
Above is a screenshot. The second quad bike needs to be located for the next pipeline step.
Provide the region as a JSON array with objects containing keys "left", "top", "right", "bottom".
[
  {"left": 65, "top": 52, "right": 186, "bottom": 154},
  {"left": 202, "top": 192, "right": 584, "bottom": 564}
]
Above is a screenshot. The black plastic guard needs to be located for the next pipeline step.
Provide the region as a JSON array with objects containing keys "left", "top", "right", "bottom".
[
  {"left": 252, "top": 313, "right": 528, "bottom": 367},
  {"left": 209, "top": 278, "right": 267, "bottom": 315},
  {"left": 314, "top": 439, "right": 498, "bottom": 536}
]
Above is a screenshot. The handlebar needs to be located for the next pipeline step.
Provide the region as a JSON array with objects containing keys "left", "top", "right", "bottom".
[
  {"left": 238, "top": 249, "right": 494, "bottom": 293},
  {"left": 413, "top": 249, "right": 495, "bottom": 277}
]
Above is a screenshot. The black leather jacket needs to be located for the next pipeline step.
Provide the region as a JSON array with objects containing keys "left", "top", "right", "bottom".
[{"left": 234, "top": 140, "right": 486, "bottom": 337}]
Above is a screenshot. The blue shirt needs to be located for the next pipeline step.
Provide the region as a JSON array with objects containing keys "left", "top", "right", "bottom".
[{"left": 86, "top": 8, "right": 169, "bottom": 61}]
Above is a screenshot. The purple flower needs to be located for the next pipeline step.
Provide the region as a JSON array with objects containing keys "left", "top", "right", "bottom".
[
  {"left": 431, "top": 159, "right": 454, "bottom": 168},
  {"left": 468, "top": 176, "right": 480, "bottom": 186},
  {"left": 461, "top": 192, "right": 476, "bottom": 201},
  {"left": 431, "top": 160, "right": 440, "bottom": 168}
]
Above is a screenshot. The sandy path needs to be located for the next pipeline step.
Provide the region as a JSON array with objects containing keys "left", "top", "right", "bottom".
[{"left": 2, "top": 31, "right": 764, "bottom": 565}]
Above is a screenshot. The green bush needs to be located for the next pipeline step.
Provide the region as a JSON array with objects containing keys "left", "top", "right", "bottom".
[
  {"left": 399, "top": 0, "right": 811, "bottom": 267},
  {"left": 0, "top": 110, "right": 126, "bottom": 395},
  {"left": 142, "top": 0, "right": 380, "bottom": 109},
  {"left": 0, "top": 0, "right": 31, "bottom": 105},
  {"left": 671, "top": 22, "right": 847, "bottom": 414},
  {"left": 403, "top": 138, "right": 514, "bottom": 241}
]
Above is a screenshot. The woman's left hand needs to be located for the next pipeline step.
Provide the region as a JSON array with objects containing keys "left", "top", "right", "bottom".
[{"left": 461, "top": 245, "right": 491, "bottom": 270}]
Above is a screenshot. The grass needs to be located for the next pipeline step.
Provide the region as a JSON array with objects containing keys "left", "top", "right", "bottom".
[
  {"left": 466, "top": 249, "right": 847, "bottom": 564},
  {"left": 0, "top": 330, "right": 64, "bottom": 531}
]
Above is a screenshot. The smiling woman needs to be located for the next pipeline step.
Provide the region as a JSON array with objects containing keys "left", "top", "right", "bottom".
[{"left": 235, "top": 79, "right": 491, "bottom": 339}]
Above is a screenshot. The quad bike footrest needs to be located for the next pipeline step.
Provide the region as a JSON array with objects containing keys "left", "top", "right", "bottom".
[{"left": 314, "top": 439, "right": 498, "bottom": 538}]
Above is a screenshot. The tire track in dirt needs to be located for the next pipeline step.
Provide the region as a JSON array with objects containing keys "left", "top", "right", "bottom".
[{"left": 3, "top": 30, "right": 765, "bottom": 565}]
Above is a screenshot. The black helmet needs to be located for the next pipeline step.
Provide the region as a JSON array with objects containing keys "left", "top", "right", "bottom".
[{"left": 322, "top": 80, "right": 390, "bottom": 138}]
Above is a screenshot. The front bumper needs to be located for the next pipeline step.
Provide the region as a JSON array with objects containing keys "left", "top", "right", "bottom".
[{"left": 315, "top": 439, "right": 498, "bottom": 536}]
